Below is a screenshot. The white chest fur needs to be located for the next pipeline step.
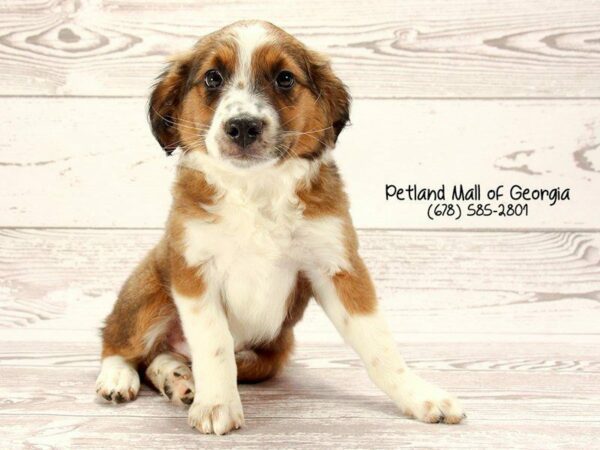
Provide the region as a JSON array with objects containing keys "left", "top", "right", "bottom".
[{"left": 179, "top": 154, "right": 349, "bottom": 349}]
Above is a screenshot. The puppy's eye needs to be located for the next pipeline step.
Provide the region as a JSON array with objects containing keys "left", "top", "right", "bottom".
[
  {"left": 275, "top": 70, "right": 294, "bottom": 90},
  {"left": 205, "top": 70, "right": 223, "bottom": 89}
]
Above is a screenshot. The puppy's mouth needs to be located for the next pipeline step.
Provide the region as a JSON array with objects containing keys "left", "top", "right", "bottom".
[
  {"left": 218, "top": 141, "right": 274, "bottom": 167},
  {"left": 216, "top": 135, "right": 293, "bottom": 168},
  {"left": 228, "top": 152, "right": 271, "bottom": 168}
]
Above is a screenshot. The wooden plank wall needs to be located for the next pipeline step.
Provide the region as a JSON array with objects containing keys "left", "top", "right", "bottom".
[{"left": 0, "top": 0, "right": 599, "bottom": 228}]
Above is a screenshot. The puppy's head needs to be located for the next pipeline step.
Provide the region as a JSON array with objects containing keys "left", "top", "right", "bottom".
[{"left": 149, "top": 21, "right": 350, "bottom": 168}]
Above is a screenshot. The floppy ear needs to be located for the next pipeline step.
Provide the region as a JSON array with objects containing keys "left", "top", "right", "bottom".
[
  {"left": 305, "top": 50, "right": 351, "bottom": 146},
  {"left": 148, "top": 53, "right": 195, "bottom": 155}
]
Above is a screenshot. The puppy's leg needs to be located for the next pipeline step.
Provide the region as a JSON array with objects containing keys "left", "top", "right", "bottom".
[
  {"left": 308, "top": 256, "right": 466, "bottom": 424},
  {"left": 146, "top": 352, "right": 195, "bottom": 405},
  {"left": 97, "top": 246, "right": 175, "bottom": 404},
  {"left": 172, "top": 282, "right": 244, "bottom": 435},
  {"left": 236, "top": 327, "right": 294, "bottom": 383}
]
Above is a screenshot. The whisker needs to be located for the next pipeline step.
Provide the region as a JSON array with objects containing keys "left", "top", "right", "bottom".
[
  {"left": 276, "top": 104, "right": 295, "bottom": 113},
  {"left": 150, "top": 106, "right": 212, "bottom": 131},
  {"left": 281, "top": 131, "right": 328, "bottom": 148},
  {"left": 313, "top": 90, "right": 323, "bottom": 105},
  {"left": 280, "top": 112, "right": 303, "bottom": 128},
  {"left": 281, "top": 125, "right": 333, "bottom": 136}
]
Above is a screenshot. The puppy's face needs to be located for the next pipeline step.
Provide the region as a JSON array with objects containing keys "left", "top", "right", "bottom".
[{"left": 149, "top": 21, "right": 350, "bottom": 168}]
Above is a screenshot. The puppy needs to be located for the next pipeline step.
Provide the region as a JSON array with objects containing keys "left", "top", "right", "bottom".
[{"left": 96, "top": 20, "right": 465, "bottom": 435}]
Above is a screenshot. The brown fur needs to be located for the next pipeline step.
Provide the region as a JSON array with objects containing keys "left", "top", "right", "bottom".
[
  {"left": 169, "top": 250, "right": 205, "bottom": 299},
  {"left": 171, "top": 166, "right": 218, "bottom": 220},
  {"left": 297, "top": 162, "right": 376, "bottom": 315},
  {"left": 251, "top": 44, "right": 340, "bottom": 160},
  {"left": 148, "top": 30, "right": 238, "bottom": 154},
  {"left": 297, "top": 161, "right": 349, "bottom": 218},
  {"left": 265, "top": 24, "right": 351, "bottom": 147},
  {"left": 236, "top": 327, "right": 295, "bottom": 383},
  {"left": 332, "top": 262, "right": 377, "bottom": 315},
  {"left": 101, "top": 241, "right": 175, "bottom": 363},
  {"left": 101, "top": 246, "right": 313, "bottom": 379}
]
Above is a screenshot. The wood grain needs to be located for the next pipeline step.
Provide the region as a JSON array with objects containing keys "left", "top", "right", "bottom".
[
  {"left": 1, "top": 355, "right": 599, "bottom": 448},
  {"left": 1, "top": 416, "right": 598, "bottom": 449},
  {"left": 1, "top": 362, "right": 599, "bottom": 420},
  {"left": 0, "top": 1, "right": 599, "bottom": 98},
  {"left": 1, "top": 229, "right": 599, "bottom": 337},
  {"left": 1, "top": 98, "right": 598, "bottom": 229},
  {"left": 2, "top": 341, "right": 599, "bottom": 373},
  {"left": 0, "top": 228, "right": 598, "bottom": 448}
]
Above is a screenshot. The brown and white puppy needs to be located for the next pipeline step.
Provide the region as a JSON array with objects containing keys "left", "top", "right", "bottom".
[{"left": 96, "top": 20, "right": 465, "bottom": 435}]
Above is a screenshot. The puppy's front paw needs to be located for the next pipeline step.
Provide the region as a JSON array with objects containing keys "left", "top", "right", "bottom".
[
  {"left": 400, "top": 375, "right": 466, "bottom": 424},
  {"left": 188, "top": 397, "right": 244, "bottom": 435}
]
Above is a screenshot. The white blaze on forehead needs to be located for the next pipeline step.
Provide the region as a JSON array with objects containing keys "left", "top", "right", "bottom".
[
  {"left": 204, "top": 21, "right": 280, "bottom": 163},
  {"left": 223, "top": 22, "right": 275, "bottom": 117},
  {"left": 230, "top": 22, "right": 273, "bottom": 85}
]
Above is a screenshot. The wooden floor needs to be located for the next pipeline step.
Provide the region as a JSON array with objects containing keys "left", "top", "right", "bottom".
[{"left": 1, "top": 229, "right": 599, "bottom": 448}]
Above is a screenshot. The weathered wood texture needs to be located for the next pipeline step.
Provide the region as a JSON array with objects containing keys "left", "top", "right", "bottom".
[
  {"left": 1, "top": 344, "right": 600, "bottom": 448},
  {"left": 1, "top": 1, "right": 599, "bottom": 98},
  {"left": 0, "top": 229, "right": 599, "bottom": 448},
  {"left": 1, "top": 98, "right": 598, "bottom": 229},
  {"left": 2, "top": 229, "right": 599, "bottom": 335}
]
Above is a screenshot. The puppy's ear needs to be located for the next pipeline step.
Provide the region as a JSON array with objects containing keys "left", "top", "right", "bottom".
[
  {"left": 305, "top": 50, "right": 351, "bottom": 146},
  {"left": 148, "top": 53, "right": 195, "bottom": 155}
]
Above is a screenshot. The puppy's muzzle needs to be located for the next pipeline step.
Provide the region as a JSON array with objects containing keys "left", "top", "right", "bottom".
[{"left": 224, "top": 116, "right": 264, "bottom": 149}]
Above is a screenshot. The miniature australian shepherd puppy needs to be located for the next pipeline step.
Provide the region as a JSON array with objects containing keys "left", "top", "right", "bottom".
[{"left": 96, "top": 20, "right": 465, "bottom": 435}]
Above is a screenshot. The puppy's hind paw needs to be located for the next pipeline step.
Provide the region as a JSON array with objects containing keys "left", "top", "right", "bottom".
[
  {"left": 95, "top": 356, "right": 140, "bottom": 403},
  {"left": 146, "top": 352, "right": 195, "bottom": 406}
]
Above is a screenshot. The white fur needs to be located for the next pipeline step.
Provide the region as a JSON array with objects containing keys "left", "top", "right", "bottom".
[
  {"left": 180, "top": 152, "right": 348, "bottom": 350},
  {"left": 143, "top": 316, "right": 172, "bottom": 354},
  {"left": 173, "top": 288, "right": 244, "bottom": 435},
  {"left": 307, "top": 271, "right": 465, "bottom": 423},
  {"left": 234, "top": 22, "right": 273, "bottom": 78},
  {"left": 95, "top": 355, "right": 140, "bottom": 403},
  {"left": 205, "top": 22, "right": 280, "bottom": 164}
]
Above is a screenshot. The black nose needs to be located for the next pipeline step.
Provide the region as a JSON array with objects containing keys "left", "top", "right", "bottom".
[{"left": 224, "top": 116, "right": 263, "bottom": 148}]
